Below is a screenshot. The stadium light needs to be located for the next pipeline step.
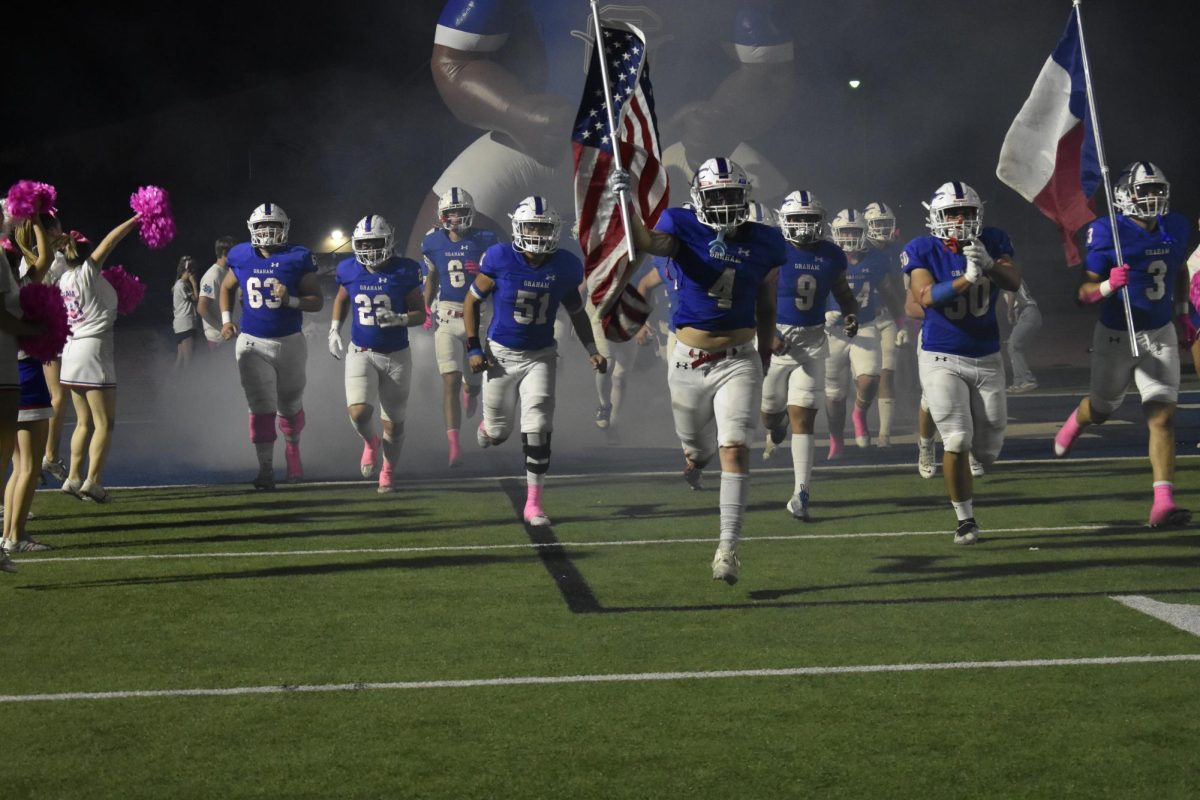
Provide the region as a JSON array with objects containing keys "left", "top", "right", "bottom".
[
  {"left": 848, "top": 79, "right": 861, "bottom": 89},
  {"left": 330, "top": 229, "right": 345, "bottom": 243}
]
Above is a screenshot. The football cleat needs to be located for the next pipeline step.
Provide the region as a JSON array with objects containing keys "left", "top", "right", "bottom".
[
  {"left": 683, "top": 462, "right": 704, "bottom": 491},
  {"left": 953, "top": 518, "right": 980, "bottom": 545},
  {"left": 284, "top": 443, "right": 304, "bottom": 483},
  {"left": 787, "top": 488, "right": 811, "bottom": 522},
  {"left": 377, "top": 462, "right": 398, "bottom": 494},
  {"left": 1008, "top": 381, "right": 1038, "bottom": 394},
  {"left": 476, "top": 420, "right": 492, "bottom": 449},
  {"left": 918, "top": 439, "right": 937, "bottom": 479},
  {"left": 41, "top": 456, "right": 67, "bottom": 483},
  {"left": 253, "top": 468, "right": 276, "bottom": 491},
  {"left": 852, "top": 406, "right": 871, "bottom": 448},
  {"left": 1149, "top": 504, "right": 1191, "bottom": 528},
  {"left": 711, "top": 541, "right": 740, "bottom": 585},
  {"left": 360, "top": 435, "right": 380, "bottom": 478},
  {"left": 523, "top": 503, "right": 551, "bottom": 527},
  {"left": 763, "top": 424, "right": 788, "bottom": 461},
  {"left": 969, "top": 455, "right": 985, "bottom": 477},
  {"left": 9, "top": 537, "right": 53, "bottom": 552},
  {"left": 595, "top": 403, "right": 612, "bottom": 430},
  {"left": 61, "top": 478, "right": 85, "bottom": 500},
  {"left": 0, "top": 546, "right": 15, "bottom": 574}
]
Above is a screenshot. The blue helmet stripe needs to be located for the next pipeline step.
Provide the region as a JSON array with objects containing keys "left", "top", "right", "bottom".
[
  {"left": 716, "top": 157, "right": 728, "bottom": 175},
  {"left": 364, "top": 216, "right": 372, "bottom": 232},
  {"left": 264, "top": 203, "right": 272, "bottom": 215},
  {"left": 451, "top": 188, "right": 459, "bottom": 204},
  {"left": 800, "top": 191, "right": 809, "bottom": 205}
]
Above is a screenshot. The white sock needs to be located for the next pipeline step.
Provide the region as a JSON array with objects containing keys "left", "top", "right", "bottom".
[
  {"left": 878, "top": 398, "right": 894, "bottom": 437},
  {"left": 951, "top": 499, "right": 974, "bottom": 521},
  {"left": 791, "top": 434, "right": 813, "bottom": 494},
  {"left": 526, "top": 470, "right": 545, "bottom": 487},
  {"left": 719, "top": 472, "right": 749, "bottom": 544}
]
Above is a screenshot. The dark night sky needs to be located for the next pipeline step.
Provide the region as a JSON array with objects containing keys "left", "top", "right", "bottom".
[{"left": 5, "top": 1, "right": 1198, "bottom": 315}]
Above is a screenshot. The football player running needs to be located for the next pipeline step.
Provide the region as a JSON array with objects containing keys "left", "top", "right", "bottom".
[
  {"left": 761, "top": 190, "right": 857, "bottom": 521},
  {"left": 220, "top": 203, "right": 323, "bottom": 490},
  {"left": 329, "top": 215, "right": 425, "bottom": 492},
  {"left": 824, "top": 209, "right": 899, "bottom": 457},
  {"left": 903, "top": 182, "right": 1020, "bottom": 545},
  {"left": 861, "top": 201, "right": 908, "bottom": 447},
  {"left": 421, "top": 188, "right": 498, "bottom": 467},
  {"left": 464, "top": 196, "right": 606, "bottom": 527},
  {"left": 1054, "top": 162, "right": 1193, "bottom": 527},
  {"left": 613, "top": 157, "right": 787, "bottom": 584}
]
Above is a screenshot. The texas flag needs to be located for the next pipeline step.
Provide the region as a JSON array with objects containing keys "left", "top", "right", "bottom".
[{"left": 996, "top": 7, "right": 1100, "bottom": 264}]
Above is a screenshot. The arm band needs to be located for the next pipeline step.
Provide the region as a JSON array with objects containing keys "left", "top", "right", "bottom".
[
  {"left": 221, "top": 311, "right": 233, "bottom": 325},
  {"left": 1099, "top": 280, "right": 1115, "bottom": 298},
  {"left": 929, "top": 280, "right": 958, "bottom": 306},
  {"left": 469, "top": 283, "right": 492, "bottom": 300},
  {"left": 286, "top": 296, "right": 301, "bottom": 309},
  {"left": 467, "top": 336, "right": 483, "bottom": 358}
]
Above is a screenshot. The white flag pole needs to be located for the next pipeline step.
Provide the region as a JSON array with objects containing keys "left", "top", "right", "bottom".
[
  {"left": 590, "top": 0, "right": 637, "bottom": 269},
  {"left": 1073, "top": 0, "right": 1138, "bottom": 357}
]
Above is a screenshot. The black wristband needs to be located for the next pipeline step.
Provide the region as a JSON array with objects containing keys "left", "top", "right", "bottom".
[{"left": 467, "top": 336, "right": 482, "bottom": 352}]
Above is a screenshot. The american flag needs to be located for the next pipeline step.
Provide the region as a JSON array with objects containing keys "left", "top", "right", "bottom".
[{"left": 572, "top": 21, "right": 668, "bottom": 342}]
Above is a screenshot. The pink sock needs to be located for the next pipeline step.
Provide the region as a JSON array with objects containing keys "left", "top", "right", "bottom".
[
  {"left": 526, "top": 484, "right": 544, "bottom": 511},
  {"left": 852, "top": 406, "right": 869, "bottom": 438},
  {"left": 1153, "top": 482, "right": 1174, "bottom": 508},
  {"left": 447, "top": 430, "right": 461, "bottom": 464},
  {"left": 1054, "top": 410, "right": 1085, "bottom": 455}
]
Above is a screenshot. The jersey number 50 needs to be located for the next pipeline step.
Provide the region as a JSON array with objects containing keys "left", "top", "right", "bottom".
[{"left": 944, "top": 282, "right": 990, "bottom": 320}]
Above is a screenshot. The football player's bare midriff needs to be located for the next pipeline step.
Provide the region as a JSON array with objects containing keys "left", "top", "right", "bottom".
[{"left": 675, "top": 325, "right": 755, "bottom": 350}]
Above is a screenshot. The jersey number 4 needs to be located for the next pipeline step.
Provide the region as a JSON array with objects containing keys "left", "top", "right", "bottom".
[{"left": 708, "top": 268, "right": 736, "bottom": 310}]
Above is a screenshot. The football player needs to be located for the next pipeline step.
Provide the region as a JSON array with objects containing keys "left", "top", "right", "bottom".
[
  {"left": 329, "top": 215, "right": 425, "bottom": 492},
  {"left": 197, "top": 236, "right": 237, "bottom": 351},
  {"left": 1054, "top": 162, "right": 1193, "bottom": 527},
  {"left": 761, "top": 190, "right": 857, "bottom": 521},
  {"left": 862, "top": 201, "right": 908, "bottom": 447},
  {"left": 903, "top": 181, "right": 1021, "bottom": 544},
  {"left": 220, "top": 203, "right": 323, "bottom": 490},
  {"left": 421, "top": 188, "right": 498, "bottom": 466},
  {"left": 1004, "top": 279, "right": 1042, "bottom": 392},
  {"left": 613, "top": 157, "right": 787, "bottom": 584},
  {"left": 824, "top": 209, "right": 901, "bottom": 457},
  {"left": 464, "top": 196, "right": 606, "bottom": 527}
]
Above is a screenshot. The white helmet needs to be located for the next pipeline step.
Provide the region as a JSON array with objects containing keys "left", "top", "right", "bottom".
[
  {"left": 926, "top": 181, "right": 983, "bottom": 242},
  {"left": 690, "top": 157, "right": 751, "bottom": 230},
  {"left": 352, "top": 214, "right": 395, "bottom": 268},
  {"left": 831, "top": 209, "right": 867, "bottom": 252},
  {"left": 746, "top": 201, "right": 777, "bottom": 228},
  {"left": 863, "top": 201, "right": 896, "bottom": 242},
  {"left": 778, "top": 190, "right": 826, "bottom": 244},
  {"left": 1114, "top": 161, "right": 1169, "bottom": 218},
  {"left": 437, "top": 187, "right": 475, "bottom": 233},
  {"left": 510, "top": 196, "right": 562, "bottom": 255},
  {"left": 247, "top": 203, "right": 290, "bottom": 247}
]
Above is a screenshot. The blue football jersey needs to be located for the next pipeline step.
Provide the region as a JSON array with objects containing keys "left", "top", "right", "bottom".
[
  {"left": 652, "top": 256, "right": 681, "bottom": 333},
  {"left": 775, "top": 240, "right": 846, "bottom": 327},
  {"left": 481, "top": 244, "right": 584, "bottom": 350},
  {"left": 336, "top": 256, "right": 424, "bottom": 352},
  {"left": 901, "top": 227, "right": 1014, "bottom": 358},
  {"left": 422, "top": 228, "right": 499, "bottom": 305},
  {"left": 655, "top": 207, "right": 787, "bottom": 332},
  {"left": 228, "top": 243, "right": 316, "bottom": 338},
  {"left": 1085, "top": 212, "right": 1192, "bottom": 332},
  {"left": 830, "top": 246, "right": 895, "bottom": 324}
]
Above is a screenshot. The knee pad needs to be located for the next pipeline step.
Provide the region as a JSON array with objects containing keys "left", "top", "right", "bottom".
[
  {"left": 249, "top": 412, "right": 277, "bottom": 444},
  {"left": 278, "top": 409, "right": 305, "bottom": 441},
  {"left": 941, "top": 430, "right": 970, "bottom": 454},
  {"left": 522, "top": 432, "right": 552, "bottom": 474}
]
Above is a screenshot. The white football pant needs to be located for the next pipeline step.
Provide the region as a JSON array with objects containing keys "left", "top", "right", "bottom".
[
  {"left": 1088, "top": 321, "right": 1179, "bottom": 414},
  {"left": 825, "top": 322, "right": 881, "bottom": 400},
  {"left": 762, "top": 324, "right": 828, "bottom": 413},
  {"left": 434, "top": 301, "right": 485, "bottom": 390},
  {"left": 344, "top": 345, "right": 412, "bottom": 423},
  {"left": 918, "top": 348, "right": 1006, "bottom": 464},
  {"left": 668, "top": 341, "right": 761, "bottom": 467},
  {"left": 236, "top": 331, "right": 306, "bottom": 417},
  {"left": 482, "top": 342, "right": 557, "bottom": 442}
]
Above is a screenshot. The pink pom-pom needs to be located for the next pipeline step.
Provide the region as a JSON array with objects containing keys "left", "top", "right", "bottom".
[
  {"left": 101, "top": 265, "right": 146, "bottom": 315},
  {"left": 17, "top": 282, "right": 70, "bottom": 361},
  {"left": 5, "top": 180, "right": 58, "bottom": 220},
  {"left": 129, "top": 185, "right": 176, "bottom": 250}
]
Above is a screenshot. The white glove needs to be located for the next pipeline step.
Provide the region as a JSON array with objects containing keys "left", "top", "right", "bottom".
[
  {"left": 374, "top": 308, "right": 407, "bottom": 328},
  {"left": 895, "top": 328, "right": 909, "bottom": 347},
  {"left": 963, "top": 259, "right": 984, "bottom": 284},
  {"left": 609, "top": 168, "right": 631, "bottom": 198},
  {"left": 327, "top": 323, "right": 344, "bottom": 360},
  {"left": 963, "top": 240, "right": 995, "bottom": 272},
  {"left": 824, "top": 310, "right": 843, "bottom": 329}
]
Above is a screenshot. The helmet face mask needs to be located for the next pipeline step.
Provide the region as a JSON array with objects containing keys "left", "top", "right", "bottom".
[
  {"left": 926, "top": 182, "right": 983, "bottom": 242},
  {"left": 832, "top": 209, "right": 867, "bottom": 252},
  {"left": 248, "top": 203, "right": 290, "bottom": 248},
  {"left": 1115, "top": 162, "right": 1169, "bottom": 218},
  {"left": 438, "top": 187, "right": 476, "bottom": 233},
  {"left": 510, "top": 196, "right": 561, "bottom": 255},
  {"left": 690, "top": 158, "right": 751, "bottom": 230},
  {"left": 779, "top": 190, "right": 826, "bottom": 245},
  {"left": 863, "top": 201, "right": 896, "bottom": 243},
  {"left": 352, "top": 214, "right": 395, "bottom": 268}
]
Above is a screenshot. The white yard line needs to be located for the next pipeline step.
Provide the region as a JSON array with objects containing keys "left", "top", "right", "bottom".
[
  {"left": 17, "top": 524, "right": 1126, "bottom": 565},
  {"left": 2, "top": 653, "right": 1196, "bottom": 704}
]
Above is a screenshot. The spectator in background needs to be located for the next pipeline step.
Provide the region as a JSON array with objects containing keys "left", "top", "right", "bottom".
[
  {"left": 173, "top": 256, "right": 199, "bottom": 368},
  {"left": 1005, "top": 279, "right": 1042, "bottom": 392},
  {"left": 198, "top": 236, "right": 235, "bottom": 350}
]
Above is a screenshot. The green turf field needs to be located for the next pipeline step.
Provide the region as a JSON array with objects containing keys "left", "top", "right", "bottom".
[{"left": 4, "top": 458, "right": 1199, "bottom": 798}]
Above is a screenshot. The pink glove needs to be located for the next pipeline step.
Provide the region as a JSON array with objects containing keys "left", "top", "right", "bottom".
[
  {"left": 1108, "top": 263, "right": 1130, "bottom": 291},
  {"left": 1189, "top": 271, "right": 1200, "bottom": 310},
  {"left": 422, "top": 303, "right": 433, "bottom": 330}
]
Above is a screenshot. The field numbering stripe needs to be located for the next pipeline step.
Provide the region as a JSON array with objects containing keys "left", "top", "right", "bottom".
[{"left": 2, "top": 654, "right": 1198, "bottom": 704}]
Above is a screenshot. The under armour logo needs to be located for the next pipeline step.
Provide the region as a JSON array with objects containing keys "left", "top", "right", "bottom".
[
  {"left": 738, "top": 247, "right": 750, "bottom": 257},
  {"left": 674, "top": 361, "right": 690, "bottom": 370},
  {"left": 934, "top": 356, "right": 948, "bottom": 362}
]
